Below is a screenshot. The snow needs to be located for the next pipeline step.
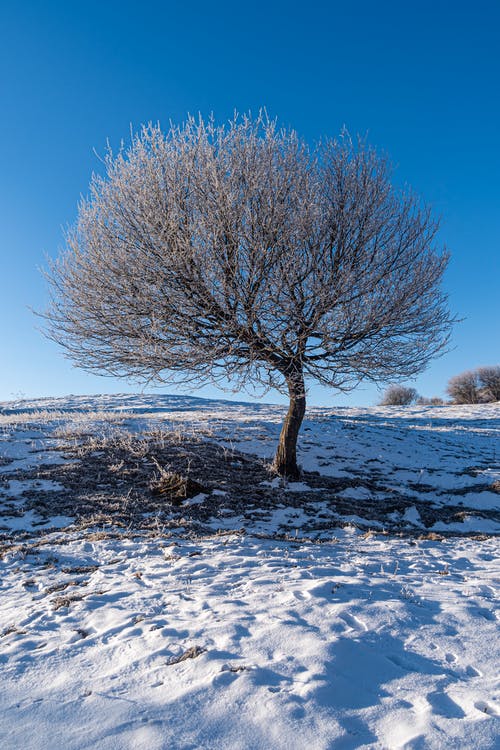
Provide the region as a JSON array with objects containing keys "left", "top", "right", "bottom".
[{"left": 0, "top": 394, "right": 499, "bottom": 749}]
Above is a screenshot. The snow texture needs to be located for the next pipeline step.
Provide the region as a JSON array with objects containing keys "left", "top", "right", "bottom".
[{"left": 0, "top": 394, "right": 498, "bottom": 749}]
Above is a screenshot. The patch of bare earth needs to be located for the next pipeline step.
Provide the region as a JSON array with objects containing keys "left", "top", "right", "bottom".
[{"left": 1, "top": 429, "right": 498, "bottom": 541}]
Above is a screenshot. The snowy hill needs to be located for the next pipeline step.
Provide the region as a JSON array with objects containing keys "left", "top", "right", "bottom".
[{"left": 0, "top": 394, "right": 499, "bottom": 748}]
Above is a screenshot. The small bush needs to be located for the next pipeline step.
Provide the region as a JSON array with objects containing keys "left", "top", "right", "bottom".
[
  {"left": 477, "top": 366, "right": 500, "bottom": 402},
  {"left": 447, "top": 366, "right": 500, "bottom": 404},
  {"left": 149, "top": 466, "right": 207, "bottom": 504},
  {"left": 380, "top": 385, "right": 419, "bottom": 406},
  {"left": 447, "top": 371, "right": 479, "bottom": 404},
  {"left": 416, "top": 396, "right": 444, "bottom": 406}
]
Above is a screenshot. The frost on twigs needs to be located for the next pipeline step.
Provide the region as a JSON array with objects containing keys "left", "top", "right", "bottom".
[{"left": 42, "top": 113, "right": 454, "bottom": 478}]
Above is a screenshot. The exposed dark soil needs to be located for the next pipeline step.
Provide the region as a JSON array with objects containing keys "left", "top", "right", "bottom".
[{"left": 1, "top": 430, "right": 498, "bottom": 540}]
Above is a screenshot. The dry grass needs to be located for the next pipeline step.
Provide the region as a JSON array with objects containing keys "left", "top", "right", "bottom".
[{"left": 167, "top": 645, "right": 206, "bottom": 665}]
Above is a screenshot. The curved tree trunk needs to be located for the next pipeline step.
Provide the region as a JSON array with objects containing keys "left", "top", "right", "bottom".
[{"left": 273, "top": 372, "right": 306, "bottom": 479}]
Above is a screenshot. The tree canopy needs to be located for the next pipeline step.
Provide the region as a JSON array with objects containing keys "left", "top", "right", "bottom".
[{"left": 44, "top": 114, "right": 453, "bottom": 476}]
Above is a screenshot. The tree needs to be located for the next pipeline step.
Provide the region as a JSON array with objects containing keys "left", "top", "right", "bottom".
[
  {"left": 44, "top": 114, "right": 453, "bottom": 478},
  {"left": 380, "top": 385, "right": 419, "bottom": 406},
  {"left": 447, "top": 370, "right": 479, "bottom": 404},
  {"left": 477, "top": 366, "right": 500, "bottom": 402}
]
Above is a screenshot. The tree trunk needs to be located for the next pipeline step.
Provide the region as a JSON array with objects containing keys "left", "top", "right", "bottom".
[{"left": 273, "top": 372, "right": 306, "bottom": 479}]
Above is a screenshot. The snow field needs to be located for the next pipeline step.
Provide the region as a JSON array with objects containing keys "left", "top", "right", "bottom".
[
  {"left": 0, "top": 394, "right": 498, "bottom": 748},
  {"left": 1, "top": 530, "right": 498, "bottom": 749}
]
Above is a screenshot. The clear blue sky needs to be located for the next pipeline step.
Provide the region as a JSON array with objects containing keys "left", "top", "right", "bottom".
[{"left": 1, "top": 0, "right": 499, "bottom": 406}]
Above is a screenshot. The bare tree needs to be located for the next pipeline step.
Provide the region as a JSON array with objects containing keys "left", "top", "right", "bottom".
[
  {"left": 380, "top": 385, "right": 419, "bottom": 406},
  {"left": 43, "top": 114, "right": 453, "bottom": 478},
  {"left": 477, "top": 366, "right": 500, "bottom": 402},
  {"left": 446, "top": 370, "right": 479, "bottom": 404}
]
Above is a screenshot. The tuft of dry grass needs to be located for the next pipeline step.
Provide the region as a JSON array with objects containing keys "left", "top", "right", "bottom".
[
  {"left": 51, "top": 594, "right": 85, "bottom": 610},
  {"left": 167, "top": 645, "right": 206, "bottom": 665},
  {"left": 149, "top": 460, "right": 207, "bottom": 504}
]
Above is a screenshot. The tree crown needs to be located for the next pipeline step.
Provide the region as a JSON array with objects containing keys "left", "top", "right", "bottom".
[{"left": 44, "top": 113, "right": 453, "bottom": 395}]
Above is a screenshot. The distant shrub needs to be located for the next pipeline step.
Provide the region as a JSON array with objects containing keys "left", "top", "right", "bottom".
[
  {"left": 380, "top": 385, "right": 419, "bottom": 406},
  {"left": 416, "top": 396, "right": 444, "bottom": 406},
  {"left": 446, "top": 370, "right": 479, "bottom": 404},
  {"left": 447, "top": 366, "right": 500, "bottom": 404},
  {"left": 477, "top": 366, "right": 500, "bottom": 402}
]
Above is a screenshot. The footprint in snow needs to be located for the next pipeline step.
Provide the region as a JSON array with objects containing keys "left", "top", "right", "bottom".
[
  {"left": 474, "top": 700, "right": 499, "bottom": 716},
  {"left": 427, "top": 690, "right": 466, "bottom": 718},
  {"left": 386, "top": 653, "right": 423, "bottom": 672},
  {"left": 290, "top": 590, "right": 312, "bottom": 601},
  {"left": 465, "top": 665, "right": 482, "bottom": 677},
  {"left": 338, "top": 612, "right": 368, "bottom": 632},
  {"left": 470, "top": 606, "right": 497, "bottom": 622}
]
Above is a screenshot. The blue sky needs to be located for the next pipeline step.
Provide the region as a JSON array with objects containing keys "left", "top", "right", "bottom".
[{"left": 1, "top": 0, "right": 498, "bottom": 406}]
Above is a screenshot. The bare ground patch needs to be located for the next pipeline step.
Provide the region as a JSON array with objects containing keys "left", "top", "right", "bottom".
[{"left": 0, "top": 428, "right": 498, "bottom": 541}]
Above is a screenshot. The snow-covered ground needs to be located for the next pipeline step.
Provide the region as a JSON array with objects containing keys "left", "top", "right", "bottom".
[{"left": 0, "top": 394, "right": 498, "bottom": 749}]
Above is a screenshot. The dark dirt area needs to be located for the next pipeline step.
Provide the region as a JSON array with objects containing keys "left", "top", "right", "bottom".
[{"left": 1, "top": 429, "right": 498, "bottom": 540}]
